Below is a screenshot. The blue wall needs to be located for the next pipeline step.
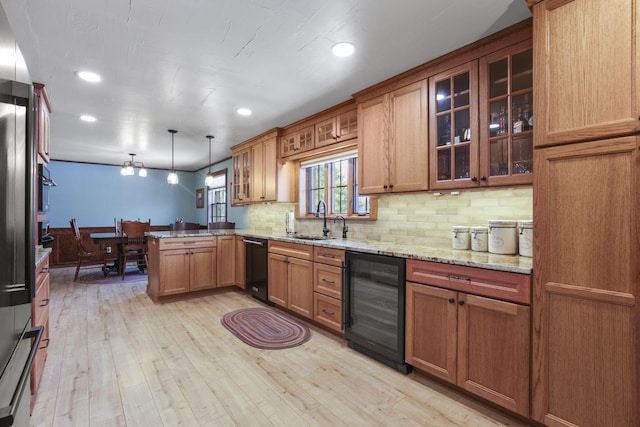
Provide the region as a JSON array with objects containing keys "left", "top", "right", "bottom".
[{"left": 47, "top": 158, "right": 248, "bottom": 229}]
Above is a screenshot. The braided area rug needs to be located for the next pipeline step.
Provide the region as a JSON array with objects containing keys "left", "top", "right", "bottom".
[{"left": 221, "top": 307, "right": 311, "bottom": 350}]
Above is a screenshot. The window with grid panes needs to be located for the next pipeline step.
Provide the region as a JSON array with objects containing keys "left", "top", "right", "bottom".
[
  {"left": 207, "top": 169, "right": 227, "bottom": 223},
  {"left": 301, "top": 150, "right": 370, "bottom": 217}
]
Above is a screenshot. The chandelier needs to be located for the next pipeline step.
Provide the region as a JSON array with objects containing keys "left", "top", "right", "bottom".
[{"left": 120, "top": 153, "right": 147, "bottom": 177}]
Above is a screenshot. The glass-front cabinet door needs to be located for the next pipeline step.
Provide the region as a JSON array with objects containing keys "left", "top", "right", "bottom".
[
  {"left": 479, "top": 41, "right": 533, "bottom": 185},
  {"left": 231, "top": 149, "right": 250, "bottom": 205},
  {"left": 429, "top": 61, "right": 479, "bottom": 189}
]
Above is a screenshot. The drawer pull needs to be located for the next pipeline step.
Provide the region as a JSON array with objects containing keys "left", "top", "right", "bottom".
[
  {"left": 319, "top": 253, "right": 335, "bottom": 258},
  {"left": 322, "top": 309, "right": 335, "bottom": 316},
  {"left": 39, "top": 299, "right": 50, "bottom": 307},
  {"left": 41, "top": 268, "right": 50, "bottom": 273},
  {"left": 39, "top": 338, "right": 50, "bottom": 350},
  {"left": 321, "top": 278, "right": 335, "bottom": 284},
  {"left": 446, "top": 274, "right": 471, "bottom": 283}
]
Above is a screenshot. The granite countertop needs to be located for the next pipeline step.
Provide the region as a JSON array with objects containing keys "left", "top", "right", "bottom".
[
  {"left": 238, "top": 230, "right": 532, "bottom": 275},
  {"left": 147, "top": 228, "right": 532, "bottom": 274},
  {"left": 147, "top": 229, "right": 236, "bottom": 238},
  {"left": 36, "top": 247, "right": 52, "bottom": 267}
]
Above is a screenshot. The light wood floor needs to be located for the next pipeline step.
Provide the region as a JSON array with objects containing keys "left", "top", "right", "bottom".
[{"left": 31, "top": 267, "right": 528, "bottom": 427}]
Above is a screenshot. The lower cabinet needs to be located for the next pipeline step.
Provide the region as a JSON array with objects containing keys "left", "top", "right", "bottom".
[
  {"left": 234, "top": 235, "right": 245, "bottom": 288},
  {"left": 31, "top": 252, "right": 51, "bottom": 406},
  {"left": 313, "top": 246, "right": 344, "bottom": 333},
  {"left": 147, "top": 236, "right": 217, "bottom": 301},
  {"left": 216, "top": 235, "right": 235, "bottom": 287},
  {"left": 405, "top": 260, "right": 531, "bottom": 417},
  {"left": 268, "top": 241, "right": 313, "bottom": 318}
]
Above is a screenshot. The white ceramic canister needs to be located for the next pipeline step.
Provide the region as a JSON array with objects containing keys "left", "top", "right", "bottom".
[
  {"left": 488, "top": 220, "right": 518, "bottom": 255},
  {"left": 452, "top": 226, "right": 470, "bottom": 250},
  {"left": 471, "top": 226, "right": 489, "bottom": 252},
  {"left": 518, "top": 220, "right": 533, "bottom": 257}
]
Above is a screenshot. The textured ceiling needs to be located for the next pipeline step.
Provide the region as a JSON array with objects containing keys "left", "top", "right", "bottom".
[{"left": 0, "top": 0, "right": 531, "bottom": 171}]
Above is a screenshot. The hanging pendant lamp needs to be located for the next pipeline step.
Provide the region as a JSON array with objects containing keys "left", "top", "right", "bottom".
[
  {"left": 204, "top": 135, "right": 215, "bottom": 187},
  {"left": 167, "top": 129, "right": 179, "bottom": 184}
]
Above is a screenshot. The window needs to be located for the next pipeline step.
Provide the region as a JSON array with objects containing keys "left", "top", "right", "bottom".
[
  {"left": 207, "top": 169, "right": 227, "bottom": 223},
  {"left": 300, "top": 150, "right": 371, "bottom": 218}
]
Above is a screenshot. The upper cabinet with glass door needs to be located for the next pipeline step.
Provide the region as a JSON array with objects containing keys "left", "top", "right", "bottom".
[
  {"left": 429, "top": 62, "right": 479, "bottom": 190},
  {"left": 479, "top": 40, "right": 533, "bottom": 186}
]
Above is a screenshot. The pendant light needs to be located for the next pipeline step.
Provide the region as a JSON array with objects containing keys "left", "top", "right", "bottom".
[
  {"left": 167, "top": 129, "right": 179, "bottom": 184},
  {"left": 204, "top": 135, "right": 215, "bottom": 187}
]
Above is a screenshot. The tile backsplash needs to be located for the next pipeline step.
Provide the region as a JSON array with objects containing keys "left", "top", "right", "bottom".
[{"left": 248, "top": 187, "right": 533, "bottom": 248}]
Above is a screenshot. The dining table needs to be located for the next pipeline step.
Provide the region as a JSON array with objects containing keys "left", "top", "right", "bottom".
[{"left": 90, "top": 232, "right": 148, "bottom": 275}]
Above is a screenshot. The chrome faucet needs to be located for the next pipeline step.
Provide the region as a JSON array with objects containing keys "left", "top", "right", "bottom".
[
  {"left": 315, "top": 200, "right": 330, "bottom": 238},
  {"left": 334, "top": 215, "right": 348, "bottom": 239}
]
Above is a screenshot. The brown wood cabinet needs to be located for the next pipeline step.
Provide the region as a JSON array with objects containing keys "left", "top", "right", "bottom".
[
  {"left": 313, "top": 246, "right": 344, "bottom": 333},
  {"left": 234, "top": 235, "right": 245, "bottom": 288},
  {"left": 429, "top": 62, "right": 479, "bottom": 189},
  {"left": 532, "top": 137, "right": 639, "bottom": 427},
  {"left": 268, "top": 241, "right": 314, "bottom": 318},
  {"left": 531, "top": 1, "right": 640, "bottom": 426},
  {"left": 31, "top": 252, "right": 50, "bottom": 405},
  {"left": 147, "top": 236, "right": 217, "bottom": 301},
  {"left": 231, "top": 128, "right": 279, "bottom": 205},
  {"left": 406, "top": 260, "right": 531, "bottom": 417},
  {"left": 532, "top": 0, "right": 640, "bottom": 148},
  {"left": 216, "top": 235, "right": 235, "bottom": 287},
  {"left": 280, "top": 124, "right": 315, "bottom": 158},
  {"left": 479, "top": 39, "right": 533, "bottom": 186},
  {"left": 358, "top": 80, "right": 428, "bottom": 194},
  {"left": 316, "top": 107, "right": 358, "bottom": 148},
  {"left": 33, "top": 83, "right": 51, "bottom": 164},
  {"left": 231, "top": 149, "right": 250, "bottom": 205}
]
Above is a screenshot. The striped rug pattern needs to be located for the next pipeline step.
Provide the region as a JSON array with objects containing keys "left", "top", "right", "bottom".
[{"left": 221, "top": 307, "right": 311, "bottom": 350}]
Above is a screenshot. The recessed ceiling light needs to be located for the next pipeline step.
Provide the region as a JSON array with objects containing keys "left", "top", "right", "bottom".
[
  {"left": 332, "top": 42, "right": 355, "bottom": 57},
  {"left": 76, "top": 71, "right": 101, "bottom": 82},
  {"left": 80, "top": 115, "right": 96, "bottom": 122},
  {"left": 237, "top": 108, "right": 252, "bottom": 116}
]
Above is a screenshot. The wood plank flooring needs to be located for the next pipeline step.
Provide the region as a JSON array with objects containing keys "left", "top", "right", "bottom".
[{"left": 31, "top": 267, "right": 528, "bottom": 427}]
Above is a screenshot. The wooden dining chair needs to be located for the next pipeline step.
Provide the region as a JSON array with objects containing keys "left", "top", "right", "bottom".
[
  {"left": 119, "top": 219, "right": 150, "bottom": 280},
  {"left": 70, "top": 218, "right": 107, "bottom": 281}
]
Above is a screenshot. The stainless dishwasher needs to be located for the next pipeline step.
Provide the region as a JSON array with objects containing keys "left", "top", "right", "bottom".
[{"left": 243, "top": 238, "right": 271, "bottom": 304}]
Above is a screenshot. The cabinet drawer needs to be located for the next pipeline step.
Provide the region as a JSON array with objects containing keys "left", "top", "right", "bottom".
[
  {"left": 313, "top": 246, "right": 345, "bottom": 267},
  {"left": 268, "top": 241, "right": 313, "bottom": 260},
  {"left": 32, "top": 274, "right": 50, "bottom": 327},
  {"left": 314, "top": 263, "right": 342, "bottom": 299},
  {"left": 158, "top": 236, "right": 216, "bottom": 250},
  {"left": 313, "top": 293, "right": 342, "bottom": 333},
  {"left": 406, "top": 259, "right": 531, "bottom": 304}
]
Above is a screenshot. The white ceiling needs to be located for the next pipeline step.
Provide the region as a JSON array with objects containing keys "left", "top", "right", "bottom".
[{"left": 1, "top": 0, "right": 531, "bottom": 172}]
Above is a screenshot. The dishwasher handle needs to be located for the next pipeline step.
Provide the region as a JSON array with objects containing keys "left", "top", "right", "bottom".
[{"left": 243, "top": 239, "right": 265, "bottom": 246}]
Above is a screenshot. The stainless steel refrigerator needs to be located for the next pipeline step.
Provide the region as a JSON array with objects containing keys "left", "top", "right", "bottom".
[{"left": 0, "top": 80, "right": 41, "bottom": 427}]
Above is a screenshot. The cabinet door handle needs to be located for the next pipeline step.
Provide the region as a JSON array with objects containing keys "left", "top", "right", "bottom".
[
  {"left": 39, "top": 299, "right": 49, "bottom": 307},
  {"left": 458, "top": 300, "right": 465, "bottom": 306},
  {"left": 39, "top": 338, "right": 50, "bottom": 350},
  {"left": 480, "top": 176, "right": 487, "bottom": 181},
  {"left": 448, "top": 298, "right": 455, "bottom": 304},
  {"left": 471, "top": 176, "right": 477, "bottom": 182}
]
